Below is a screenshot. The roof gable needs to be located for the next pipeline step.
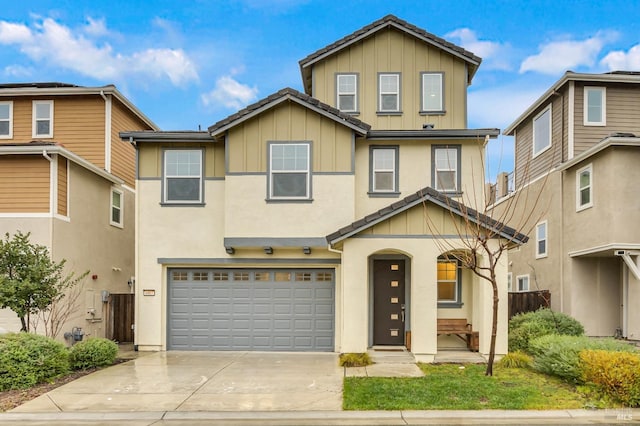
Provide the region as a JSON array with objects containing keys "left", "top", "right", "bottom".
[{"left": 299, "top": 15, "right": 482, "bottom": 94}]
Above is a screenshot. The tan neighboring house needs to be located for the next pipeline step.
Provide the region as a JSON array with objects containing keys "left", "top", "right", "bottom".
[
  {"left": 0, "top": 82, "right": 157, "bottom": 342},
  {"left": 123, "top": 15, "right": 525, "bottom": 361},
  {"left": 491, "top": 71, "right": 640, "bottom": 340}
]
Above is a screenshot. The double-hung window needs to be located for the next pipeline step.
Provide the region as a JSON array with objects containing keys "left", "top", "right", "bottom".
[
  {"left": 584, "top": 87, "right": 606, "bottom": 126},
  {"left": 370, "top": 146, "right": 398, "bottom": 194},
  {"left": 33, "top": 100, "right": 53, "bottom": 138},
  {"left": 110, "top": 188, "right": 123, "bottom": 227},
  {"left": 432, "top": 145, "right": 460, "bottom": 193},
  {"left": 533, "top": 105, "right": 551, "bottom": 156},
  {"left": 163, "top": 149, "right": 203, "bottom": 204},
  {"left": 536, "top": 221, "right": 547, "bottom": 258},
  {"left": 0, "top": 101, "right": 13, "bottom": 138},
  {"left": 336, "top": 74, "right": 357, "bottom": 113},
  {"left": 437, "top": 257, "right": 462, "bottom": 307},
  {"left": 516, "top": 275, "right": 529, "bottom": 292},
  {"left": 576, "top": 164, "right": 593, "bottom": 210},
  {"left": 421, "top": 72, "right": 444, "bottom": 113},
  {"left": 378, "top": 73, "right": 400, "bottom": 113},
  {"left": 269, "top": 142, "right": 310, "bottom": 200}
]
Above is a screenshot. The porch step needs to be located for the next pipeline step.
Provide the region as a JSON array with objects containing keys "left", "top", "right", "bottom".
[
  {"left": 434, "top": 350, "right": 486, "bottom": 364},
  {"left": 368, "top": 347, "right": 416, "bottom": 364}
]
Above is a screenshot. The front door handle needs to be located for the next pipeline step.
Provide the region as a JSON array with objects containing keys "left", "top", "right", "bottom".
[{"left": 401, "top": 304, "right": 405, "bottom": 322}]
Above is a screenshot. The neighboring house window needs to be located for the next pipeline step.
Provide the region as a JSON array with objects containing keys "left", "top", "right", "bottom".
[
  {"left": 0, "top": 101, "right": 13, "bottom": 138},
  {"left": 33, "top": 100, "right": 54, "bottom": 138},
  {"left": 532, "top": 105, "right": 551, "bottom": 156},
  {"left": 163, "top": 149, "right": 203, "bottom": 204},
  {"left": 516, "top": 275, "right": 529, "bottom": 292},
  {"left": 507, "top": 272, "right": 513, "bottom": 292},
  {"left": 536, "top": 221, "right": 547, "bottom": 258},
  {"left": 269, "top": 142, "right": 310, "bottom": 200},
  {"left": 432, "top": 145, "right": 460, "bottom": 193},
  {"left": 576, "top": 164, "right": 593, "bottom": 210},
  {"left": 378, "top": 73, "right": 400, "bottom": 113},
  {"left": 584, "top": 87, "right": 606, "bottom": 126},
  {"left": 370, "top": 146, "right": 399, "bottom": 194},
  {"left": 421, "top": 72, "right": 443, "bottom": 113},
  {"left": 336, "top": 74, "right": 357, "bottom": 113},
  {"left": 437, "top": 257, "right": 462, "bottom": 307},
  {"left": 110, "top": 188, "right": 123, "bottom": 227}
]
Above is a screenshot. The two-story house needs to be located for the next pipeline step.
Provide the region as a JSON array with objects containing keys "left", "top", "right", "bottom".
[
  {"left": 0, "top": 82, "right": 156, "bottom": 342},
  {"left": 123, "top": 15, "right": 525, "bottom": 361},
  {"left": 492, "top": 71, "right": 640, "bottom": 340}
]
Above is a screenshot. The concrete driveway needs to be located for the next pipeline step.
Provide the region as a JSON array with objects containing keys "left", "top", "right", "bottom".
[{"left": 11, "top": 352, "right": 343, "bottom": 413}]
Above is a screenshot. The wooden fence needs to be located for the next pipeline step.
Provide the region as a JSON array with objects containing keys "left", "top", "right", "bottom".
[
  {"left": 109, "top": 293, "right": 134, "bottom": 343},
  {"left": 508, "top": 290, "right": 550, "bottom": 319}
]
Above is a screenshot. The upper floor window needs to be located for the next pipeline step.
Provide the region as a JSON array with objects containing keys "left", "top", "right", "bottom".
[
  {"left": 370, "top": 146, "right": 398, "bottom": 195},
  {"left": 421, "top": 72, "right": 444, "bottom": 113},
  {"left": 532, "top": 105, "right": 551, "bottom": 157},
  {"left": 0, "top": 101, "right": 13, "bottom": 138},
  {"left": 584, "top": 87, "right": 606, "bottom": 126},
  {"left": 163, "top": 149, "right": 203, "bottom": 204},
  {"left": 536, "top": 221, "right": 547, "bottom": 258},
  {"left": 378, "top": 73, "right": 400, "bottom": 113},
  {"left": 437, "top": 257, "right": 462, "bottom": 307},
  {"left": 269, "top": 142, "right": 310, "bottom": 200},
  {"left": 516, "top": 275, "right": 529, "bottom": 292},
  {"left": 432, "top": 145, "right": 460, "bottom": 193},
  {"left": 336, "top": 74, "right": 358, "bottom": 113},
  {"left": 33, "top": 100, "right": 53, "bottom": 138},
  {"left": 576, "top": 163, "right": 593, "bottom": 211},
  {"left": 110, "top": 188, "right": 123, "bottom": 227}
]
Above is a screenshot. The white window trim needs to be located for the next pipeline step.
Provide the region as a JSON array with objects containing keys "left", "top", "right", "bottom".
[
  {"left": 583, "top": 86, "right": 606, "bottom": 126},
  {"left": 0, "top": 101, "right": 13, "bottom": 139},
  {"left": 163, "top": 149, "right": 204, "bottom": 204},
  {"left": 336, "top": 73, "right": 358, "bottom": 113},
  {"left": 576, "top": 163, "right": 593, "bottom": 211},
  {"left": 432, "top": 145, "right": 460, "bottom": 193},
  {"left": 532, "top": 104, "right": 552, "bottom": 158},
  {"left": 33, "top": 100, "right": 54, "bottom": 138},
  {"left": 437, "top": 258, "right": 462, "bottom": 307},
  {"left": 268, "top": 142, "right": 311, "bottom": 200},
  {"left": 378, "top": 73, "right": 400, "bottom": 113},
  {"left": 110, "top": 187, "right": 124, "bottom": 228},
  {"left": 371, "top": 146, "right": 398, "bottom": 193},
  {"left": 421, "top": 72, "right": 444, "bottom": 113},
  {"left": 516, "top": 274, "right": 530, "bottom": 292},
  {"left": 536, "top": 220, "right": 548, "bottom": 258}
]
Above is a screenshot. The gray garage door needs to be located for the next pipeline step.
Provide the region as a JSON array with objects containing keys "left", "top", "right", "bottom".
[{"left": 168, "top": 268, "right": 334, "bottom": 351}]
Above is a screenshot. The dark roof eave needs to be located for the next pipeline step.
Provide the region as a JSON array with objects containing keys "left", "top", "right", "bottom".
[
  {"left": 366, "top": 129, "right": 500, "bottom": 141},
  {"left": 119, "top": 131, "right": 214, "bottom": 144}
]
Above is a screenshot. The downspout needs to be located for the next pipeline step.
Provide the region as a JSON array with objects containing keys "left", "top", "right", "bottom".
[
  {"left": 42, "top": 150, "right": 54, "bottom": 264},
  {"left": 100, "top": 90, "right": 112, "bottom": 172},
  {"left": 328, "top": 244, "right": 344, "bottom": 352},
  {"left": 616, "top": 251, "right": 638, "bottom": 338}
]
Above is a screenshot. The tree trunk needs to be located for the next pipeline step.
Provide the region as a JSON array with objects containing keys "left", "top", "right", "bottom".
[{"left": 20, "top": 315, "right": 27, "bottom": 332}]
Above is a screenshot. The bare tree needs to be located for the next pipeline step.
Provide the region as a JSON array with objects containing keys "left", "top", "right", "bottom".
[{"left": 31, "top": 279, "right": 86, "bottom": 338}]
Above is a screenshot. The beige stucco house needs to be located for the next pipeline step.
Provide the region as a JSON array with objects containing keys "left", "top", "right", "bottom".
[
  {"left": 491, "top": 71, "right": 640, "bottom": 340},
  {"left": 0, "top": 83, "right": 156, "bottom": 342},
  {"left": 124, "top": 15, "right": 525, "bottom": 361}
]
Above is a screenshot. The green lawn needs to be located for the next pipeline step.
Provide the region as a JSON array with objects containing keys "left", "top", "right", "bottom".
[{"left": 343, "top": 364, "right": 588, "bottom": 410}]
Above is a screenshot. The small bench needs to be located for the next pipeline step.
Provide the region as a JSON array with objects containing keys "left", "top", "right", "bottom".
[{"left": 437, "top": 318, "right": 473, "bottom": 349}]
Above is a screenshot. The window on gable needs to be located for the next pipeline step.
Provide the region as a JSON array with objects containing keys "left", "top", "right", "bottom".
[
  {"left": 0, "top": 101, "right": 13, "bottom": 138},
  {"left": 536, "top": 221, "right": 547, "bottom": 258},
  {"left": 336, "top": 74, "right": 357, "bottom": 113},
  {"left": 370, "top": 146, "right": 398, "bottom": 194},
  {"left": 432, "top": 145, "right": 460, "bottom": 193},
  {"left": 110, "top": 188, "right": 123, "bottom": 227},
  {"left": 584, "top": 87, "right": 606, "bottom": 126},
  {"left": 576, "top": 164, "right": 593, "bottom": 211},
  {"left": 516, "top": 275, "right": 529, "bottom": 292},
  {"left": 421, "top": 72, "right": 443, "bottom": 113},
  {"left": 437, "top": 257, "right": 462, "bottom": 307},
  {"left": 33, "top": 100, "right": 53, "bottom": 138},
  {"left": 163, "top": 149, "right": 203, "bottom": 204},
  {"left": 533, "top": 105, "right": 551, "bottom": 156},
  {"left": 269, "top": 142, "right": 310, "bottom": 200},
  {"left": 378, "top": 73, "right": 400, "bottom": 113}
]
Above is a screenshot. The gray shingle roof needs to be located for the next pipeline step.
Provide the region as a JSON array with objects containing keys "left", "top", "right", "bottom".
[
  {"left": 207, "top": 87, "right": 371, "bottom": 136},
  {"left": 326, "top": 186, "right": 528, "bottom": 245}
]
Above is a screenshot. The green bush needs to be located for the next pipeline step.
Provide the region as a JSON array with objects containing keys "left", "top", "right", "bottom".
[
  {"left": 508, "top": 308, "right": 584, "bottom": 353},
  {"left": 0, "top": 332, "right": 70, "bottom": 391},
  {"left": 529, "top": 334, "right": 637, "bottom": 383},
  {"left": 497, "top": 351, "right": 533, "bottom": 369},
  {"left": 580, "top": 350, "right": 640, "bottom": 407},
  {"left": 69, "top": 338, "right": 119, "bottom": 370},
  {"left": 339, "top": 353, "right": 372, "bottom": 367}
]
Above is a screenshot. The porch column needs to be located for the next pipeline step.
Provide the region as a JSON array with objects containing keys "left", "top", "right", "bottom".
[
  {"left": 339, "top": 241, "right": 369, "bottom": 353},
  {"left": 411, "top": 254, "right": 438, "bottom": 362}
]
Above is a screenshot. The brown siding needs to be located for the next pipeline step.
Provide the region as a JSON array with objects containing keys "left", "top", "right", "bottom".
[
  {"left": 111, "top": 98, "right": 151, "bottom": 187},
  {"left": 0, "top": 155, "right": 50, "bottom": 212},
  {"left": 57, "top": 156, "right": 67, "bottom": 216}
]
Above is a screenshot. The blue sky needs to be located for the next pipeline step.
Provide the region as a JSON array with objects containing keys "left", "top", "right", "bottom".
[{"left": 1, "top": 0, "right": 639, "bottom": 179}]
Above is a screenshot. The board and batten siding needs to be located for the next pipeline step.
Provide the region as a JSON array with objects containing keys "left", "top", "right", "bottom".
[
  {"left": 226, "top": 101, "right": 353, "bottom": 174},
  {"left": 138, "top": 142, "right": 224, "bottom": 179},
  {"left": 311, "top": 27, "right": 468, "bottom": 131},
  {"left": 111, "top": 99, "right": 150, "bottom": 187},
  {"left": 57, "top": 156, "right": 68, "bottom": 216},
  {"left": 0, "top": 155, "right": 50, "bottom": 213}
]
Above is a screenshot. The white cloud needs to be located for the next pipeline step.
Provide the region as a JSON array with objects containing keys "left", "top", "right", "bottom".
[
  {"left": 4, "top": 64, "right": 33, "bottom": 77},
  {"left": 520, "top": 31, "right": 618, "bottom": 74},
  {"left": 0, "top": 17, "right": 198, "bottom": 86},
  {"left": 83, "top": 17, "right": 108, "bottom": 37},
  {"left": 201, "top": 75, "right": 258, "bottom": 109},
  {"left": 600, "top": 44, "right": 640, "bottom": 70},
  {"left": 468, "top": 84, "right": 548, "bottom": 131},
  {"left": 445, "top": 28, "right": 512, "bottom": 71}
]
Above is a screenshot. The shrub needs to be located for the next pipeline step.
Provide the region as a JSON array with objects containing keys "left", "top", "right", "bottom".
[
  {"left": 580, "top": 350, "right": 640, "bottom": 407},
  {"left": 497, "top": 351, "right": 533, "bottom": 369},
  {"left": 508, "top": 308, "right": 584, "bottom": 353},
  {"left": 69, "top": 338, "right": 119, "bottom": 370},
  {"left": 0, "top": 332, "right": 69, "bottom": 391},
  {"left": 529, "top": 335, "right": 637, "bottom": 383},
  {"left": 339, "top": 353, "right": 372, "bottom": 367}
]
